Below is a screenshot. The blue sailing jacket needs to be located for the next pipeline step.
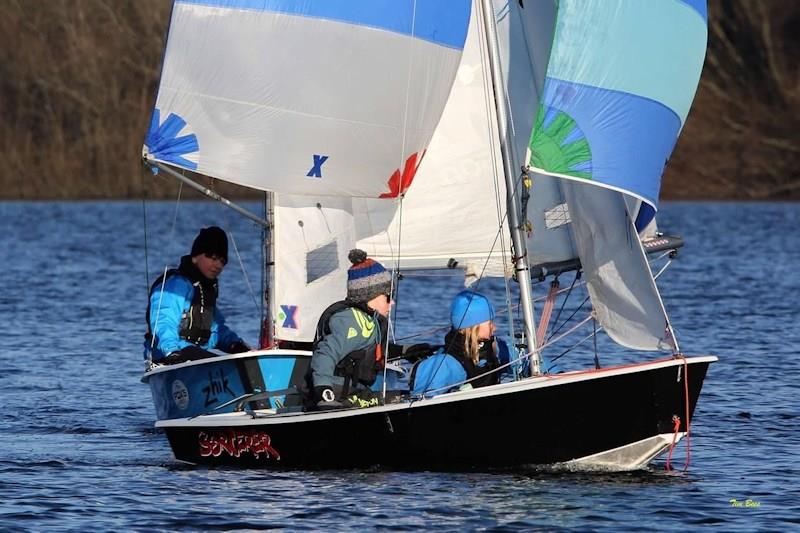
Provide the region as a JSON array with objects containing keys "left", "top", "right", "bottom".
[
  {"left": 145, "top": 273, "right": 241, "bottom": 362},
  {"left": 410, "top": 337, "right": 558, "bottom": 397}
]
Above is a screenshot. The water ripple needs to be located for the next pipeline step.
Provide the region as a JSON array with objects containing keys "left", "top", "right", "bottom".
[{"left": 0, "top": 202, "right": 798, "bottom": 531}]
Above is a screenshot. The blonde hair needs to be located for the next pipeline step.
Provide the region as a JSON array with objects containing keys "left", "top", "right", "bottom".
[{"left": 462, "top": 324, "right": 482, "bottom": 365}]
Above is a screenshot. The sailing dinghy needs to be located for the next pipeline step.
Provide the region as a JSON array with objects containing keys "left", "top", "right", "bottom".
[{"left": 141, "top": 0, "right": 716, "bottom": 470}]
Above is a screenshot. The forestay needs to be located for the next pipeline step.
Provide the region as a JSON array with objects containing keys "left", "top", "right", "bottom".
[{"left": 143, "top": 0, "right": 471, "bottom": 198}]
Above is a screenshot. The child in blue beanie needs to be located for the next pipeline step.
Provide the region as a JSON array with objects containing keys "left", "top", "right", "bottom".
[{"left": 410, "top": 290, "right": 501, "bottom": 396}]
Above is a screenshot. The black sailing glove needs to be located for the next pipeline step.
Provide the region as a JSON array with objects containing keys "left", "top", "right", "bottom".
[
  {"left": 314, "top": 386, "right": 344, "bottom": 410},
  {"left": 401, "top": 343, "right": 437, "bottom": 363},
  {"left": 387, "top": 343, "right": 436, "bottom": 362},
  {"left": 163, "top": 345, "right": 216, "bottom": 364},
  {"left": 226, "top": 340, "right": 251, "bottom": 354}
]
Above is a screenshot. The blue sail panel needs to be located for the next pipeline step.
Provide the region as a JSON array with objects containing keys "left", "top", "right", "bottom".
[
  {"left": 531, "top": 78, "right": 681, "bottom": 207},
  {"left": 546, "top": 0, "right": 707, "bottom": 125},
  {"left": 529, "top": 0, "right": 707, "bottom": 209},
  {"left": 678, "top": 0, "right": 708, "bottom": 22},
  {"left": 176, "top": 0, "right": 471, "bottom": 49}
]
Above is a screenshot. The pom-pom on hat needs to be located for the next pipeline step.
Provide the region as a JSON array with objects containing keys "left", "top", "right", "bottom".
[
  {"left": 346, "top": 249, "right": 392, "bottom": 303},
  {"left": 191, "top": 226, "right": 228, "bottom": 263},
  {"left": 450, "top": 290, "right": 495, "bottom": 329}
]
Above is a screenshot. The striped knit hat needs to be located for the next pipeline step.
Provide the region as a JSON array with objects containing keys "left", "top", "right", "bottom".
[{"left": 346, "top": 249, "right": 392, "bottom": 303}]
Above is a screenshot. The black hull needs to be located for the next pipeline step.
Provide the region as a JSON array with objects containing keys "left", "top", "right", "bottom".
[{"left": 160, "top": 357, "right": 713, "bottom": 470}]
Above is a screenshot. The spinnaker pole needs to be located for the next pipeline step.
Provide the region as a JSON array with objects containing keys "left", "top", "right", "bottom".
[
  {"left": 145, "top": 161, "right": 269, "bottom": 229},
  {"left": 478, "top": 0, "right": 541, "bottom": 374}
]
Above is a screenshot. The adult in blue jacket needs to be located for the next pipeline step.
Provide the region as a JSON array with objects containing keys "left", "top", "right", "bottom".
[{"left": 145, "top": 226, "right": 249, "bottom": 364}]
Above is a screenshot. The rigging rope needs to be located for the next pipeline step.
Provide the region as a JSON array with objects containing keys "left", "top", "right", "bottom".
[
  {"left": 665, "top": 357, "right": 691, "bottom": 471},
  {"left": 382, "top": 0, "right": 419, "bottom": 403},
  {"left": 141, "top": 174, "right": 150, "bottom": 297},
  {"left": 476, "top": 0, "right": 516, "bottom": 342},
  {"left": 547, "top": 294, "right": 591, "bottom": 343},
  {"left": 144, "top": 177, "right": 184, "bottom": 367},
  {"left": 228, "top": 230, "right": 260, "bottom": 314},
  {"left": 383, "top": 195, "right": 405, "bottom": 403},
  {"left": 535, "top": 279, "right": 559, "bottom": 348}
]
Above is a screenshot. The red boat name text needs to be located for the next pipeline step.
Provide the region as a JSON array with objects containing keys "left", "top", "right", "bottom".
[{"left": 198, "top": 430, "right": 281, "bottom": 460}]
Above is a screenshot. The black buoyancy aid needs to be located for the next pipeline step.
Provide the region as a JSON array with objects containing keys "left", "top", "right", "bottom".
[
  {"left": 313, "top": 300, "right": 387, "bottom": 389},
  {"left": 145, "top": 255, "right": 218, "bottom": 346},
  {"left": 442, "top": 329, "right": 500, "bottom": 388}
]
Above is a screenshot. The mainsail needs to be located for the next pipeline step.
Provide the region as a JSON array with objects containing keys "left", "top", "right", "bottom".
[{"left": 355, "top": 0, "right": 510, "bottom": 271}]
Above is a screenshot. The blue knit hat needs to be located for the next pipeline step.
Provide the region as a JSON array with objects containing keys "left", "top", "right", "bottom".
[
  {"left": 347, "top": 249, "right": 392, "bottom": 303},
  {"left": 450, "top": 290, "right": 495, "bottom": 329}
]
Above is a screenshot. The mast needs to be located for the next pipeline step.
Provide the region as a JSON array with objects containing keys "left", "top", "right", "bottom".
[
  {"left": 259, "top": 191, "right": 275, "bottom": 348},
  {"left": 478, "top": 0, "right": 541, "bottom": 374}
]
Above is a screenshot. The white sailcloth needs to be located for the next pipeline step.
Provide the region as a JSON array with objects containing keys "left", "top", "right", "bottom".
[
  {"left": 273, "top": 195, "right": 356, "bottom": 342},
  {"left": 561, "top": 182, "right": 674, "bottom": 350},
  {"left": 144, "top": 0, "right": 471, "bottom": 198},
  {"left": 355, "top": 0, "right": 508, "bottom": 271},
  {"left": 272, "top": 1, "right": 500, "bottom": 341}
]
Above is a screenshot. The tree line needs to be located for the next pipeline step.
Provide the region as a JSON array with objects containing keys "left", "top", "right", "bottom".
[{"left": 0, "top": 0, "right": 797, "bottom": 200}]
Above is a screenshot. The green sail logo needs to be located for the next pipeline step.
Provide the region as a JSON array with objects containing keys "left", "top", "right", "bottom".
[{"left": 529, "top": 104, "right": 592, "bottom": 180}]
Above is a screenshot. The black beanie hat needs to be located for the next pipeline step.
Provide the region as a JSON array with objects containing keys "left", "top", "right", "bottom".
[{"left": 191, "top": 226, "right": 228, "bottom": 262}]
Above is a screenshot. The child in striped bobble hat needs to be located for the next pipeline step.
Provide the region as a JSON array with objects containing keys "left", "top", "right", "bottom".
[{"left": 308, "top": 249, "right": 393, "bottom": 409}]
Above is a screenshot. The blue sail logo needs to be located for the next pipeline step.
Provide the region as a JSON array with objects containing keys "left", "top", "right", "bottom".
[
  {"left": 306, "top": 154, "right": 329, "bottom": 178},
  {"left": 144, "top": 109, "right": 199, "bottom": 170}
]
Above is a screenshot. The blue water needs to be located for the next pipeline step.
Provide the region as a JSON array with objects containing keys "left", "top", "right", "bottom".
[{"left": 1, "top": 201, "right": 798, "bottom": 531}]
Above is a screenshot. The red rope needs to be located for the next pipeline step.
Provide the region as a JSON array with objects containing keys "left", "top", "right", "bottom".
[
  {"left": 536, "top": 280, "right": 559, "bottom": 348},
  {"left": 665, "top": 415, "right": 680, "bottom": 471},
  {"left": 682, "top": 357, "right": 691, "bottom": 471},
  {"left": 665, "top": 357, "right": 692, "bottom": 471}
]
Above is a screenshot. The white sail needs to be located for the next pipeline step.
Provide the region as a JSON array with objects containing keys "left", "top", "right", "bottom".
[
  {"left": 271, "top": 1, "right": 512, "bottom": 342},
  {"left": 273, "top": 195, "right": 356, "bottom": 342},
  {"left": 562, "top": 182, "right": 674, "bottom": 350},
  {"left": 354, "top": 0, "right": 507, "bottom": 271},
  {"left": 492, "top": 0, "right": 577, "bottom": 267},
  {"left": 144, "top": 0, "right": 471, "bottom": 198}
]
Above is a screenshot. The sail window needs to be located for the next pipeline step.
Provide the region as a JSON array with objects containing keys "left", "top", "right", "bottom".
[
  {"left": 545, "top": 203, "right": 571, "bottom": 229},
  {"left": 306, "top": 240, "right": 338, "bottom": 284}
]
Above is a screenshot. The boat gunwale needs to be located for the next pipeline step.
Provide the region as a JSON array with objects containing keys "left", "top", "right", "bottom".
[
  {"left": 141, "top": 349, "right": 312, "bottom": 382},
  {"left": 155, "top": 354, "right": 717, "bottom": 428}
]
